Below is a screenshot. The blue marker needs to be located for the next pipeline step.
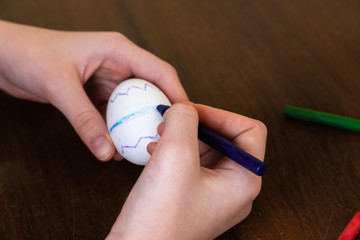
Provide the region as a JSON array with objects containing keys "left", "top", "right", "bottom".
[{"left": 156, "top": 105, "right": 267, "bottom": 176}]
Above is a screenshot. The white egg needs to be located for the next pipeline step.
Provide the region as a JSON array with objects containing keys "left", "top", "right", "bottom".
[{"left": 106, "top": 78, "right": 171, "bottom": 165}]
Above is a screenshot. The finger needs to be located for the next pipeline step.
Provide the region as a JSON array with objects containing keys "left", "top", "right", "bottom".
[
  {"left": 124, "top": 42, "right": 188, "bottom": 103},
  {"left": 155, "top": 120, "right": 213, "bottom": 166},
  {"left": 147, "top": 142, "right": 157, "bottom": 155},
  {"left": 192, "top": 104, "right": 267, "bottom": 161},
  {"left": 156, "top": 122, "right": 165, "bottom": 136},
  {"left": 113, "top": 152, "right": 123, "bottom": 161},
  {"left": 149, "top": 103, "right": 200, "bottom": 169},
  {"left": 50, "top": 80, "right": 115, "bottom": 161},
  {"left": 86, "top": 33, "right": 187, "bottom": 103},
  {"left": 146, "top": 122, "right": 164, "bottom": 155}
]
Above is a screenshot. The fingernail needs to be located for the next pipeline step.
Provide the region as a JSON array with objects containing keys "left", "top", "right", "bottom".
[{"left": 91, "top": 136, "right": 112, "bottom": 160}]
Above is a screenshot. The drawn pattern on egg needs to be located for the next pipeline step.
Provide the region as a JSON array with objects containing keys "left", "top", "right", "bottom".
[
  {"left": 106, "top": 78, "right": 171, "bottom": 165},
  {"left": 109, "top": 82, "right": 160, "bottom": 103},
  {"left": 109, "top": 105, "right": 157, "bottom": 133},
  {"left": 120, "top": 133, "right": 159, "bottom": 154}
]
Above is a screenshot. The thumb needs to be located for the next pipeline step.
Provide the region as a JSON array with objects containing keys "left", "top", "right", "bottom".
[
  {"left": 150, "top": 103, "right": 200, "bottom": 168},
  {"left": 51, "top": 82, "right": 115, "bottom": 161}
]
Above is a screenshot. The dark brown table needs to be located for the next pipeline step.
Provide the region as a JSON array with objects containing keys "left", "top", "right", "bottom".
[{"left": 1, "top": 1, "right": 359, "bottom": 239}]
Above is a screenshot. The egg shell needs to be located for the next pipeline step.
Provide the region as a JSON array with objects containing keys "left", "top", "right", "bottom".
[{"left": 106, "top": 78, "right": 171, "bottom": 165}]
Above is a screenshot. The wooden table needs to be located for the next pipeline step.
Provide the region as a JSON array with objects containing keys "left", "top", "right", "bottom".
[{"left": 1, "top": 1, "right": 359, "bottom": 239}]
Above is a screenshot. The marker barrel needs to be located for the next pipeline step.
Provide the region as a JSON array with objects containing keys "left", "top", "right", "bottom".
[
  {"left": 157, "top": 105, "right": 267, "bottom": 176},
  {"left": 285, "top": 105, "right": 360, "bottom": 132},
  {"left": 198, "top": 123, "right": 267, "bottom": 176}
]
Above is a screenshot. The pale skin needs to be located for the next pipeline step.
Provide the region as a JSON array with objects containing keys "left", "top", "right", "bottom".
[
  {"left": 0, "top": 21, "right": 267, "bottom": 239},
  {"left": 107, "top": 103, "right": 267, "bottom": 239},
  {"left": 0, "top": 20, "right": 187, "bottom": 161}
]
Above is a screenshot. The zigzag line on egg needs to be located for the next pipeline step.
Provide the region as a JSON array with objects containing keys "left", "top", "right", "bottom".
[
  {"left": 110, "top": 83, "right": 160, "bottom": 103},
  {"left": 121, "top": 133, "right": 159, "bottom": 154}
]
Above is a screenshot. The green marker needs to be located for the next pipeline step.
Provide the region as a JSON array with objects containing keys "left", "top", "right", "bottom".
[{"left": 284, "top": 105, "right": 360, "bottom": 133}]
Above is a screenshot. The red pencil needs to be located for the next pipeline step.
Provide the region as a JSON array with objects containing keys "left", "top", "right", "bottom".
[{"left": 338, "top": 212, "right": 360, "bottom": 240}]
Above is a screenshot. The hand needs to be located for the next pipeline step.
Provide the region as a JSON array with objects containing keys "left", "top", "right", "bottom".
[
  {"left": 0, "top": 20, "right": 188, "bottom": 161},
  {"left": 107, "top": 103, "right": 267, "bottom": 240}
]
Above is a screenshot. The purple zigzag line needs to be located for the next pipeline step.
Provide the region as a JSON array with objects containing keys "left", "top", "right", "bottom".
[
  {"left": 110, "top": 83, "right": 160, "bottom": 103},
  {"left": 121, "top": 133, "right": 159, "bottom": 154}
]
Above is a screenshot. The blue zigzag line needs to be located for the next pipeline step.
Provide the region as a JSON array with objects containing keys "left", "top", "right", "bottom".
[
  {"left": 110, "top": 83, "right": 160, "bottom": 103},
  {"left": 121, "top": 133, "right": 159, "bottom": 154}
]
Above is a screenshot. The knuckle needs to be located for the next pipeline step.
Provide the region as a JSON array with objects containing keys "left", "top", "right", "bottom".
[
  {"left": 107, "top": 32, "right": 128, "bottom": 43},
  {"left": 255, "top": 120, "right": 267, "bottom": 137},
  {"left": 249, "top": 180, "right": 262, "bottom": 200},
  {"left": 237, "top": 177, "right": 262, "bottom": 202},
  {"left": 101, "top": 32, "right": 132, "bottom": 52},
  {"left": 239, "top": 133, "right": 258, "bottom": 147},
  {"left": 237, "top": 204, "right": 253, "bottom": 222},
  {"left": 156, "top": 62, "right": 179, "bottom": 83},
  {"left": 153, "top": 60, "right": 178, "bottom": 81},
  {"left": 239, "top": 120, "right": 267, "bottom": 147},
  {"left": 164, "top": 63, "right": 178, "bottom": 76}
]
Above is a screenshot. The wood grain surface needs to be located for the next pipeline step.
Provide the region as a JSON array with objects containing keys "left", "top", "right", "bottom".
[{"left": 0, "top": 0, "right": 359, "bottom": 239}]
